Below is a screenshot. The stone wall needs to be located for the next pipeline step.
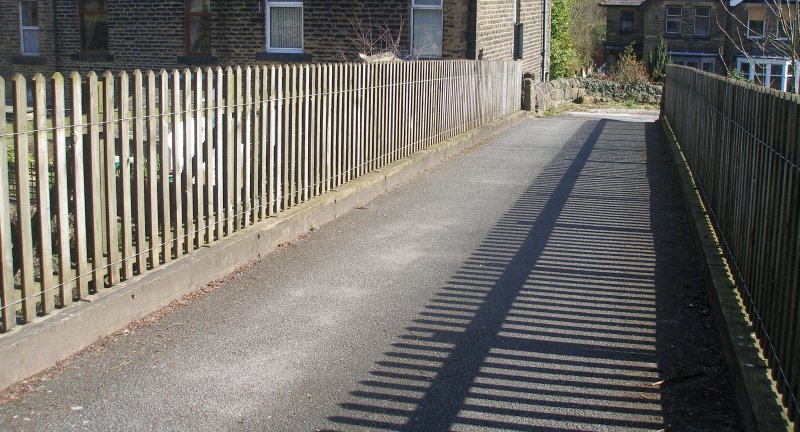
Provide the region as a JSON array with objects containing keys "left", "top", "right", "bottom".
[{"left": 522, "top": 77, "right": 584, "bottom": 112}]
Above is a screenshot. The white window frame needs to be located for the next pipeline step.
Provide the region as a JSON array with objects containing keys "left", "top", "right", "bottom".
[
  {"left": 411, "top": 0, "right": 444, "bottom": 58},
  {"left": 736, "top": 57, "right": 799, "bottom": 92},
  {"left": 19, "top": 0, "right": 40, "bottom": 56},
  {"left": 694, "top": 7, "right": 711, "bottom": 37},
  {"left": 665, "top": 6, "right": 682, "bottom": 35},
  {"left": 265, "top": 0, "right": 303, "bottom": 54}
]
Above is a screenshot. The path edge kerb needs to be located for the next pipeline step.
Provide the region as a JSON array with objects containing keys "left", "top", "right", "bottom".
[
  {"left": 0, "top": 111, "right": 526, "bottom": 392},
  {"left": 660, "top": 116, "right": 793, "bottom": 432}
]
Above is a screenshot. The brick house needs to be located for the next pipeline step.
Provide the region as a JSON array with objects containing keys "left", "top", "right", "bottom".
[
  {"left": 1, "top": 0, "right": 551, "bottom": 83},
  {"left": 601, "top": 0, "right": 797, "bottom": 91}
]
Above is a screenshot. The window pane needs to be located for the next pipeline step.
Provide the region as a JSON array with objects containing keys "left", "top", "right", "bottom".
[
  {"left": 695, "top": 18, "right": 710, "bottom": 35},
  {"left": 748, "top": 20, "right": 764, "bottom": 36},
  {"left": 81, "top": 14, "right": 109, "bottom": 51},
  {"left": 189, "top": 16, "right": 211, "bottom": 53},
  {"left": 739, "top": 62, "right": 750, "bottom": 75},
  {"left": 189, "top": 0, "right": 210, "bottom": 13},
  {"left": 21, "top": 1, "right": 38, "bottom": 26},
  {"left": 413, "top": 9, "right": 443, "bottom": 57},
  {"left": 667, "top": 6, "right": 681, "bottom": 16},
  {"left": 270, "top": 6, "right": 302, "bottom": 49},
  {"left": 22, "top": 28, "right": 39, "bottom": 54},
  {"left": 621, "top": 12, "right": 634, "bottom": 32},
  {"left": 666, "top": 19, "right": 680, "bottom": 33}
]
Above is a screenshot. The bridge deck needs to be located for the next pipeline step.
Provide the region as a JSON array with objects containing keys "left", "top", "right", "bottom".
[{"left": 0, "top": 113, "right": 741, "bottom": 431}]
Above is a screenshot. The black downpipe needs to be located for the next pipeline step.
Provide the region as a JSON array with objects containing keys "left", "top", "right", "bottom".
[
  {"left": 541, "top": 0, "right": 549, "bottom": 81},
  {"left": 466, "top": 0, "right": 478, "bottom": 59}
]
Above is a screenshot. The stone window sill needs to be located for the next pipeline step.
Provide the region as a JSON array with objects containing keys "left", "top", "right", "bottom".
[
  {"left": 256, "top": 52, "right": 313, "bottom": 62},
  {"left": 177, "top": 55, "right": 218, "bottom": 66},
  {"left": 71, "top": 53, "right": 115, "bottom": 62},
  {"left": 12, "top": 56, "right": 47, "bottom": 66}
]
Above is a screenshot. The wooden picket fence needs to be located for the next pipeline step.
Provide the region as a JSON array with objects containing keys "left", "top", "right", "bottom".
[
  {"left": 662, "top": 64, "right": 800, "bottom": 422},
  {"left": 0, "top": 59, "right": 522, "bottom": 333}
]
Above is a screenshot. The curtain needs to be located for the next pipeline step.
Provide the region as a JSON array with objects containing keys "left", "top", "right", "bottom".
[
  {"left": 270, "top": 6, "right": 302, "bottom": 49},
  {"left": 412, "top": 9, "right": 443, "bottom": 57}
]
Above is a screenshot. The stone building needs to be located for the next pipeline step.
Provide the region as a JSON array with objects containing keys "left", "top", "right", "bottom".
[
  {"left": 1, "top": 0, "right": 551, "bottom": 83},
  {"left": 601, "top": 0, "right": 797, "bottom": 92}
]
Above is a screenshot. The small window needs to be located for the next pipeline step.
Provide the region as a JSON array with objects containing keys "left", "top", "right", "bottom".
[
  {"left": 775, "top": 21, "right": 791, "bottom": 40},
  {"left": 412, "top": 0, "right": 443, "bottom": 58},
  {"left": 186, "top": 0, "right": 211, "bottom": 55},
  {"left": 79, "top": 0, "right": 109, "bottom": 53},
  {"left": 265, "top": 0, "right": 303, "bottom": 53},
  {"left": 665, "top": 6, "right": 682, "bottom": 35},
  {"left": 19, "top": 0, "right": 39, "bottom": 55},
  {"left": 620, "top": 11, "right": 635, "bottom": 33},
  {"left": 747, "top": 9, "right": 765, "bottom": 39},
  {"left": 694, "top": 7, "right": 710, "bottom": 36}
]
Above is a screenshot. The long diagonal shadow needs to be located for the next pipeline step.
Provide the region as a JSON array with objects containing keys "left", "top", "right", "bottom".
[{"left": 328, "top": 118, "right": 669, "bottom": 431}]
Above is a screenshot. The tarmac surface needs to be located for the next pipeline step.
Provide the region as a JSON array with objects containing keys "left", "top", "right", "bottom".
[{"left": 0, "top": 112, "right": 742, "bottom": 431}]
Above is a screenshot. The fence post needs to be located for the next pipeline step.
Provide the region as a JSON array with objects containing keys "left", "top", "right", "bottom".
[
  {"left": 0, "top": 76, "right": 16, "bottom": 330},
  {"left": 52, "top": 73, "right": 71, "bottom": 308},
  {"left": 118, "top": 71, "right": 134, "bottom": 280},
  {"left": 146, "top": 71, "right": 160, "bottom": 268}
]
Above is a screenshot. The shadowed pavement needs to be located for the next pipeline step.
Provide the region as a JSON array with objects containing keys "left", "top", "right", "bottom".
[{"left": 0, "top": 113, "right": 741, "bottom": 431}]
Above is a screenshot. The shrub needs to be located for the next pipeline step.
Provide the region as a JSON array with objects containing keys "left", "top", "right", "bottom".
[
  {"left": 648, "top": 37, "right": 671, "bottom": 82},
  {"left": 611, "top": 44, "right": 650, "bottom": 84}
]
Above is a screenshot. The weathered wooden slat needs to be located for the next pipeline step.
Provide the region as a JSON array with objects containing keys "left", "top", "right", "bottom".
[
  {"left": 171, "top": 70, "right": 184, "bottom": 258},
  {"left": 205, "top": 68, "right": 215, "bottom": 241},
  {"left": 159, "top": 70, "right": 173, "bottom": 263},
  {"left": 252, "top": 66, "right": 262, "bottom": 221},
  {"left": 32, "top": 74, "right": 55, "bottom": 314},
  {"left": 243, "top": 66, "right": 252, "bottom": 226},
  {"left": 132, "top": 71, "right": 147, "bottom": 274},
  {"left": 118, "top": 72, "right": 134, "bottom": 280},
  {"left": 194, "top": 68, "right": 206, "bottom": 246},
  {"left": 0, "top": 76, "right": 15, "bottom": 329},
  {"left": 183, "top": 69, "right": 195, "bottom": 253},
  {"left": 102, "top": 72, "right": 120, "bottom": 285},
  {"left": 70, "top": 73, "right": 90, "bottom": 298},
  {"left": 12, "top": 75, "right": 35, "bottom": 321},
  {"left": 215, "top": 67, "right": 224, "bottom": 239},
  {"left": 290, "top": 65, "right": 298, "bottom": 206},
  {"left": 146, "top": 71, "right": 160, "bottom": 268},
  {"left": 86, "top": 72, "right": 106, "bottom": 291},
  {"left": 268, "top": 66, "right": 277, "bottom": 216},
  {"left": 225, "top": 67, "right": 235, "bottom": 235},
  {"left": 50, "top": 73, "right": 72, "bottom": 308},
  {"left": 282, "top": 66, "right": 291, "bottom": 208},
  {"left": 302, "top": 64, "right": 310, "bottom": 202}
]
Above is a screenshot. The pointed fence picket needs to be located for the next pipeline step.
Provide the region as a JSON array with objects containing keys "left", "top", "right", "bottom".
[{"left": 0, "top": 59, "right": 522, "bottom": 333}]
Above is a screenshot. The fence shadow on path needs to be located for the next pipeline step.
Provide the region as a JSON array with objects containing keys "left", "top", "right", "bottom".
[{"left": 322, "top": 117, "right": 702, "bottom": 431}]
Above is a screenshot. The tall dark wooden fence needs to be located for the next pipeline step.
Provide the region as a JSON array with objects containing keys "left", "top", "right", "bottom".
[{"left": 663, "top": 64, "right": 799, "bottom": 422}]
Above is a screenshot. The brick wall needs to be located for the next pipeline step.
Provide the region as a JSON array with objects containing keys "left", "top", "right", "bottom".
[
  {"left": 1, "top": 0, "right": 547, "bottom": 82},
  {"left": 475, "top": 0, "right": 548, "bottom": 81},
  {"left": 605, "top": 6, "right": 644, "bottom": 56},
  {"left": 640, "top": 0, "right": 728, "bottom": 68},
  {"left": 0, "top": 0, "right": 57, "bottom": 81}
]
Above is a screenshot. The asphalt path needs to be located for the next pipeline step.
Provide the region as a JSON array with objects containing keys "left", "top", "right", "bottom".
[{"left": 0, "top": 112, "right": 741, "bottom": 431}]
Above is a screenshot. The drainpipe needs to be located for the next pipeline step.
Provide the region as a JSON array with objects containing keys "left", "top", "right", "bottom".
[
  {"left": 466, "top": 0, "right": 478, "bottom": 59},
  {"left": 541, "top": 0, "right": 549, "bottom": 82}
]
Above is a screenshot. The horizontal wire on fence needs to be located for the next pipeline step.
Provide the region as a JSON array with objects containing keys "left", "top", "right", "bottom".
[
  {"left": 0, "top": 71, "right": 507, "bottom": 140},
  {"left": 0, "top": 106, "right": 510, "bottom": 313},
  {"left": 698, "top": 97, "right": 800, "bottom": 172}
]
